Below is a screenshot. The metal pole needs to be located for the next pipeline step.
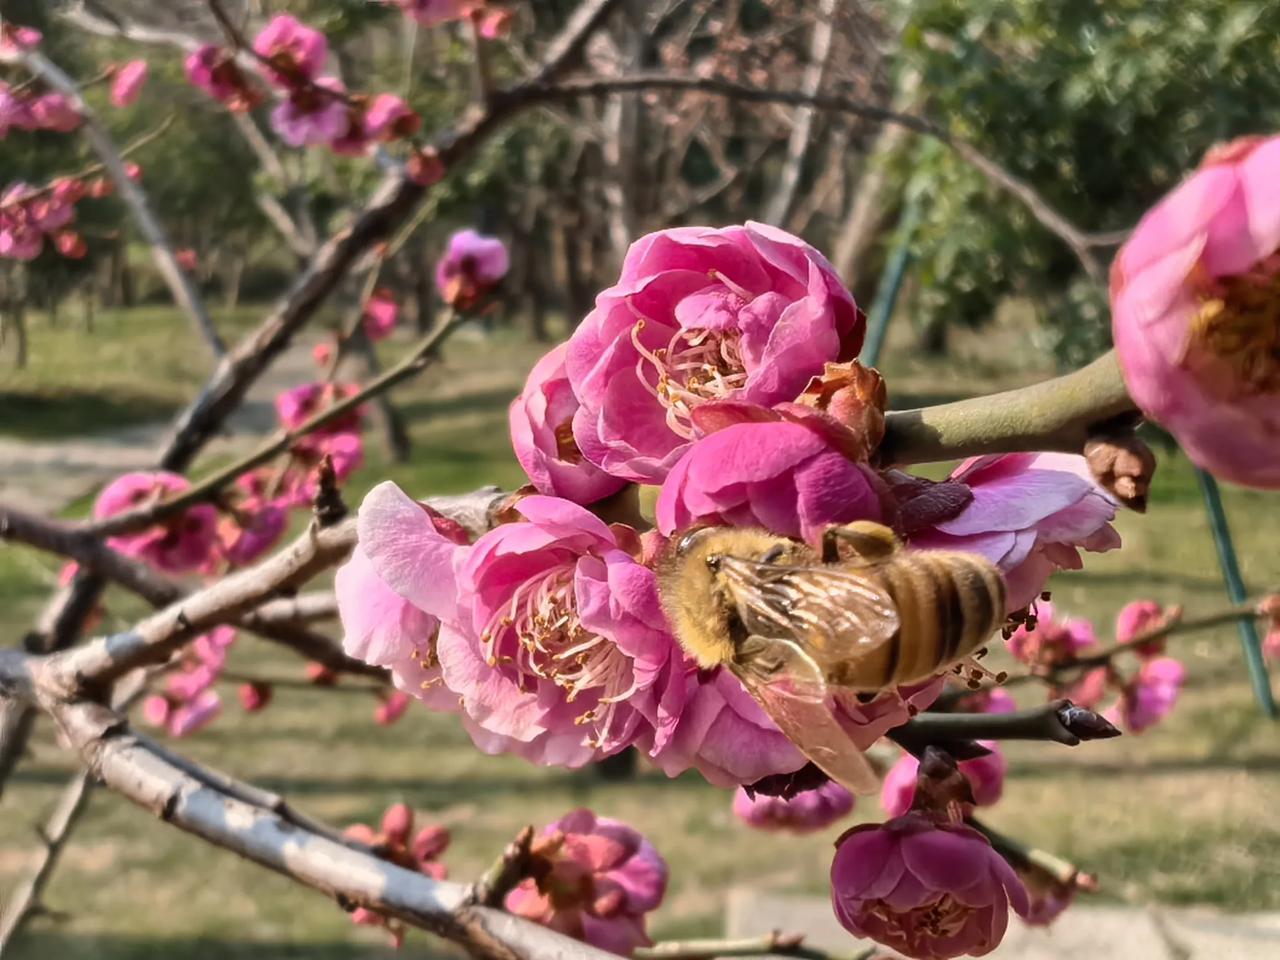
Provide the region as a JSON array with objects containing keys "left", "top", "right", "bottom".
[
  {"left": 859, "top": 195, "right": 920, "bottom": 367},
  {"left": 1195, "top": 468, "right": 1277, "bottom": 718}
]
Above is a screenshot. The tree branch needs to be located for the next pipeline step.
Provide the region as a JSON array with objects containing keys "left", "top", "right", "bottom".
[
  {"left": 637, "top": 934, "right": 874, "bottom": 960},
  {"left": 896, "top": 700, "right": 1120, "bottom": 749},
  {"left": 1, "top": 48, "right": 225, "bottom": 357}
]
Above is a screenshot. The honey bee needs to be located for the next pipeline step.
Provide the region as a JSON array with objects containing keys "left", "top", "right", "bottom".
[{"left": 658, "top": 521, "right": 1006, "bottom": 794}]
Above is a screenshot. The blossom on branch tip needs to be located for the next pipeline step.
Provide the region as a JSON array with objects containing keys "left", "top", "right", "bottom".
[
  {"left": 507, "top": 809, "right": 667, "bottom": 956},
  {"left": 252, "top": 15, "right": 328, "bottom": 88},
  {"left": 93, "top": 471, "right": 218, "bottom": 573},
  {"left": 565, "top": 223, "right": 863, "bottom": 484},
  {"left": 509, "top": 343, "right": 628, "bottom": 505},
  {"left": 271, "top": 78, "right": 349, "bottom": 147},
  {"left": 1114, "top": 599, "right": 1174, "bottom": 657},
  {"left": 733, "top": 779, "right": 854, "bottom": 833},
  {"left": 1110, "top": 656, "right": 1185, "bottom": 733},
  {"left": 435, "top": 229, "right": 509, "bottom": 310},
  {"left": 1111, "top": 133, "right": 1280, "bottom": 488},
  {"left": 184, "top": 45, "right": 260, "bottom": 111},
  {"left": 110, "top": 60, "right": 148, "bottom": 108},
  {"left": 910, "top": 453, "right": 1120, "bottom": 611},
  {"left": 831, "top": 813, "right": 1029, "bottom": 959}
]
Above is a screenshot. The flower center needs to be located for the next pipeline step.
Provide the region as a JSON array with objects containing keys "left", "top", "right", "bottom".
[
  {"left": 869, "top": 892, "right": 971, "bottom": 943},
  {"left": 631, "top": 321, "right": 749, "bottom": 440},
  {"left": 1190, "top": 253, "right": 1280, "bottom": 394},
  {"left": 554, "top": 420, "right": 584, "bottom": 464},
  {"left": 480, "top": 566, "right": 637, "bottom": 747}
]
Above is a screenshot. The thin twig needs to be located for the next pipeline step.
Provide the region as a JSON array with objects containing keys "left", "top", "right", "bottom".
[
  {"left": 637, "top": 934, "right": 875, "bottom": 960},
  {"left": 899, "top": 700, "right": 1120, "bottom": 747}
]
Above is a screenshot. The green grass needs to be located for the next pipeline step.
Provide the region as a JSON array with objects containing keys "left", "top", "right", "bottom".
[{"left": 0, "top": 306, "right": 1278, "bottom": 956}]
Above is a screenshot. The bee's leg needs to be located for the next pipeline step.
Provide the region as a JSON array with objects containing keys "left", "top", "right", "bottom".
[{"left": 821, "top": 521, "right": 900, "bottom": 564}]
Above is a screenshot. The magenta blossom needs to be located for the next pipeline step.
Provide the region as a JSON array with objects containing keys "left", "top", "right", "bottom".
[
  {"left": 733, "top": 779, "right": 854, "bottom": 833},
  {"left": 1111, "top": 656, "right": 1185, "bottom": 733},
  {"left": 394, "top": 0, "right": 470, "bottom": 26},
  {"left": 656, "top": 403, "right": 886, "bottom": 547},
  {"left": 252, "top": 14, "right": 328, "bottom": 87},
  {"left": 831, "top": 813, "right": 1029, "bottom": 959},
  {"left": 362, "top": 288, "right": 399, "bottom": 341},
  {"left": 354, "top": 482, "right": 685, "bottom": 767},
  {"left": 435, "top": 229, "right": 509, "bottom": 310},
  {"left": 363, "top": 93, "right": 419, "bottom": 141},
  {"left": 28, "top": 93, "right": 81, "bottom": 132},
  {"left": 0, "top": 87, "right": 34, "bottom": 137},
  {"left": 509, "top": 343, "right": 628, "bottom": 505},
  {"left": 1005, "top": 601, "right": 1097, "bottom": 667},
  {"left": 94, "top": 471, "right": 218, "bottom": 573},
  {"left": 507, "top": 809, "right": 667, "bottom": 956},
  {"left": 566, "top": 222, "right": 863, "bottom": 483},
  {"left": 271, "top": 79, "right": 349, "bottom": 147},
  {"left": 1111, "top": 134, "right": 1280, "bottom": 488},
  {"left": 880, "top": 746, "right": 1007, "bottom": 818},
  {"left": 0, "top": 24, "right": 41, "bottom": 54},
  {"left": 910, "top": 453, "right": 1120, "bottom": 610},
  {"left": 110, "top": 60, "right": 148, "bottom": 107},
  {"left": 275, "top": 380, "right": 362, "bottom": 434},
  {"left": 184, "top": 45, "right": 259, "bottom": 110},
  {"left": 1115, "top": 599, "right": 1171, "bottom": 657}
]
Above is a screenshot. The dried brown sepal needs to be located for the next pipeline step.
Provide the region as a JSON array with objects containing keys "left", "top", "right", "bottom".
[
  {"left": 1084, "top": 431, "right": 1157, "bottom": 513},
  {"left": 492, "top": 486, "right": 538, "bottom": 526},
  {"left": 745, "top": 761, "right": 831, "bottom": 800},
  {"left": 796, "top": 361, "right": 887, "bottom": 461},
  {"left": 311, "top": 454, "right": 349, "bottom": 528}
]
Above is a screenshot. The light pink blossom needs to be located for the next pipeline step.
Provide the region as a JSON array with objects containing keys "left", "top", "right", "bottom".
[
  {"left": 507, "top": 809, "right": 667, "bottom": 956},
  {"left": 880, "top": 746, "right": 1008, "bottom": 818},
  {"left": 93, "top": 471, "right": 218, "bottom": 573},
  {"left": 1115, "top": 599, "right": 1170, "bottom": 657},
  {"left": 167, "top": 689, "right": 223, "bottom": 738},
  {"left": 655, "top": 403, "right": 886, "bottom": 547},
  {"left": 363, "top": 93, "right": 419, "bottom": 141},
  {"left": 732, "top": 779, "right": 854, "bottom": 833},
  {"left": 1111, "top": 656, "right": 1186, "bottom": 733},
  {"left": 28, "top": 93, "right": 80, "bottom": 132},
  {"left": 435, "top": 229, "right": 509, "bottom": 310},
  {"left": 1005, "top": 601, "right": 1097, "bottom": 667},
  {"left": 566, "top": 223, "right": 863, "bottom": 483},
  {"left": 362, "top": 288, "right": 399, "bottom": 341},
  {"left": 271, "top": 79, "right": 349, "bottom": 147},
  {"left": 252, "top": 14, "right": 328, "bottom": 87},
  {"left": 910, "top": 453, "right": 1120, "bottom": 610},
  {"left": 0, "top": 23, "right": 41, "bottom": 54},
  {"left": 831, "top": 813, "right": 1029, "bottom": 959},
  {"left": 1110, "top": 134, "right": 1280, "bottom": 488},
  {"left": 509, "top": 343, "right": 628, "bottom": 505},
  {"left": 354, "top": 482, "right": 684, "bottom": 767},
  {"left": 110, "top": 60, "right": 148, "bottom": 107}
]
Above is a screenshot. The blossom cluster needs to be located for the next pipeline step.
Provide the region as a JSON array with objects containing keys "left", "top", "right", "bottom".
[{"left": 1006, "top": 600, "right": 1187, "bottom": 733}]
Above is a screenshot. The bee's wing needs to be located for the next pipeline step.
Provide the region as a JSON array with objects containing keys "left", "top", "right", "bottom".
[
  {"left": 718, "top": 557, "right": 900, "bottom": 662},
  {"left": 731, "top": 634, "right": 881, "bottom": 796}
]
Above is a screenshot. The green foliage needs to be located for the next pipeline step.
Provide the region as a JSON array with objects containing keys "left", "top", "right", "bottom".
[{"left": 895, "top": 0, "right": 1280, "bottom": 366}]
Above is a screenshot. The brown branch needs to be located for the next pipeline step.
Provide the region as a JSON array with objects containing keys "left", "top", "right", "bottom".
[
  {"left": 217, "top": 671, "right": 384, "bottom": 694},
  {"left": 637, "top": 934, "right": 873, "bottom": 960},
  {"left": 969, "top": 817, "right": 1096, "bottom": 891},
  {"left": 898, "top": 700, "right": 1120, "bottom": 747},
  {"left": 1, "top": 48, "right": 225, "bottom": 357}
]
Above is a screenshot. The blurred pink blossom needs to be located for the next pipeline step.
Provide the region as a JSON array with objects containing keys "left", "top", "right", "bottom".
[
  {"left": 1005, "top": 601, "right": 1097, "bottom": 667},
  {"left": 362, "top": 288, "right": 399, "bottom": 341},
  {"left": 435, "top": 229, "right": 509, "bottom": 310},
  {"left": 880, "top": 746, "right": 1008, "bottom": 818},
  {"left": 110, "top": 60, "right": 148, "bottom": 107},
  {"left": 507, "top": 809, "right": 667, "bottom": 956},
  {"left": 1111, "top": 656, "right": 1186, "bottom": 733},
  {"left": 363, "top": 93, "right": 419, "bottom": 141},
  {"left": 509, "top": 343, "right": 628, "bottom": 505},
  {"left": 1114, "top": 600, "right": 1170, "bottom": 657},
  {"left": 565, "top": 222, "right": 863, "bottom": 483},
  {"left": 271, "top": 79, "right": 349, "bottom": 147},
  {"left": 238, "top": 682, "right": 272, "bottom": 712},
  {"left": 28, "top": 93, "right": 81, "bottom": 132},
  {"left": 346, "top": 803, "right": 450, "bottom": 946},
  {"left": 911, "top": 453, "right": 1120, "bottom": 610},
  {"left": 478, "top": 8, "right": 513, "bottom": 38},
  {"left": 0, "top": 23, "right": 41, "bottom": 54},
  {"left": 394, "top": 0, "right": 470, "bottom": 27},
  {"left": 354, "top": 483, "right": 685, "bottom": 767},
  {"left": 1111, "top": 134, "right": 1280, "bottom": 488},
  {"left": 655, "top": 403, "right": 886, "bottom": 547},
  {"left": 94, "top": 471, "right": 218, "bottom": 573},
  {"left": 732, "top": 779, "right": 854, "bottom": 833},
  {"left": 167, "top": 689, "right": 223, "bottom": 738},
  {"left": 831, "top": 813, "right": 1029, "bottom": 959},
  {"left": 184, "top": 45, "right": 260, "bottom": 111},
  {"left": 0, "top": 86, "right": 34, "bottom": 137},
  {"left": 374, "top": 690, "right": 412, "bottom": 726},
  {"left": 253, "top": 15, "right": 328, "bottom": 87}
]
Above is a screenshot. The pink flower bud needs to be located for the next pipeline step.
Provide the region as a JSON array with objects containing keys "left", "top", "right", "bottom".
[
  {"left": 304, "top": 662, "right": 338, "bottom": 686},
  {"left": 380, "top": 802, "right": 414, "bottom": 845},
  {"left": 175, "top": 248, "right": 198, "bottom": 271},
  {"left": 1114, "top": 600, "right": 1170, "bottom": 657},
  {"left": 1114, "top": 656, "right": 1185, "bottom": 733},
  {"left": 406, "top": 147, "right": 445, "bottom": 186},
  {"left": 252, "top": 15, "right": 328, "bottom": 88},
  {"left": 434, "top": 229, "right": 508, "bottom": 311},
  {"left": 362, "top": 288, "right": 399, "bottom": 341},
  {"left": 374, "top": 690, "right": 411, "bottom": 726},
  {"left": 141, "top": 695, "right": 172, "bottom": 727},
  {"left": 110, "top": 60, "right": 148, "bottom": 107},
  {"left": 53, "top": 231, "right": 86, "bottom": 259},
  {"left": 238, "top": 682, "right": 272, "bottom": 712}
]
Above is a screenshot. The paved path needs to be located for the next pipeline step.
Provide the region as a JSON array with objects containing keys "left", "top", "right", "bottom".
[{"left": 726, "top": 888, "right": 1280, "bottom": 959}]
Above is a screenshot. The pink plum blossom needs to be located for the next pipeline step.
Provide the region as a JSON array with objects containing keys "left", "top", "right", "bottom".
[
  {"left": 507, "top": 809, "right": 667, "bottom": 956},
  {"left": 252, "top": 15, "right": 328, "bottom": 87},
  {"left": 363, "top": 93, "right": 420, "bottom": 141},
  {"left": 167, "top": 689, "right": 223, "bottom": 737},
  {"left": 275, "top": 381, "right": 362, "bottom": 434},
  {"left": 831, "top": 813, "right": 1029, "bottom": 959},
  {"left": 184, "top": 45, "right": 259, "bottom": 110},
  {"left": 435, "top": 229, "right": 509, "bottom": 310},
  {"left": 478, "top": 8, "right": 513, "bottom": 38},
  {"left": 0, "top": 86, "right": 34, "bottom": 137},
  {"left": 347, "top": 804, "right": 450, "bottom": 947},
  {"left": 394, "top": 0, "right": 470, "bottom": 26},
  {"left": 271, "top": 79, "right": 349, "bottom": 147},
  {"left": 1111, "top": 656, "right": 1186, "bottom": 733},
  {"left": 1005, "top": 601, "right": 1097, "bottom": 667},
  {"left": 1115, "top": 599, "right": 1171, "bottom": 657},
  {"left": 910, "top": 453, "right": 1120, "bottom": 610},
  {"left": 509, "top": 343, "right": 628, "bottom": 505},
  {"left": 214, "top": 499, "right": 286, "bottom": 568},
  {"left": 1110, "top": 134, "right": 1280, "bottom": 488},
  {"left": 0, "top": 24, "right": 41, "bottom": 54},
  {"left": 374, "top": 691, "right": 412, "bottom": 726},
  {"left": 565, "top": 222, "right": 863, "bottom": 483},
  {"left": 880, "top": 746, "right": 1008, "bottom": 818},
  {"left": 28, "top": 93, "right": 81, "bottom": 132},
  {"left": 1019, "top": 870, "right": 1076, "bottom": 927},
  {"left": 362, "top": 288, "right": 399, "bottom": 341},
  {"left": 110, "top": 60, "right": 148, "bottom": 107},
  {"left": 732, "top": 779, "right": 854, "bottom": 833},
  {"left": 353, "top": 482, "right": 685, "bottom": 767},
  {"left": 93, "top": 471, "right": 218, "bottom": 573},
  {"left": 655, "top": 404, "right": 886, "bottom": 547}
]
